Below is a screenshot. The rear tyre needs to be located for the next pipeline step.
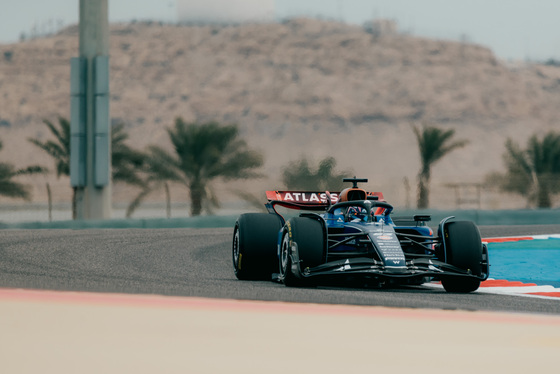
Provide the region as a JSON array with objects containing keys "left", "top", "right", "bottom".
[
  {"left": 279, "top": 217, "right": 326, "bottom": 287},
  {"left": 441, "top": 220, "right": 483, "bottom": 293},
  {"left": 232, "top": 213, "right": 283, "bottom": 280}
]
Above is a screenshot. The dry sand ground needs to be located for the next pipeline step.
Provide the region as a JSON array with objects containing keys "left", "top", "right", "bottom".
[{"left": 1, "top": 289, "right": 559, "bottom": 374}]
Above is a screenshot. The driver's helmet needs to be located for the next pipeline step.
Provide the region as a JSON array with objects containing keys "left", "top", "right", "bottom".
[{"left": 347, "top": 206, "right": 368, "bottom": 222}]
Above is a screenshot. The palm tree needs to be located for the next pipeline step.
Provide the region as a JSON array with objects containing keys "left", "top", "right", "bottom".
[
  {"left": 29, "top": 117, "right": 146, "bottom": 218},
  {"left": 125, "top": 180, "right": 171, "bottom": 218},
  {"left": 491, "top": 132, "right": 560, "bottom": 208},
  {"left": 142, "top": 118, "right": 263, "bottom": 216},
  {"left": 28, "top": 118, "right": 71, "bottom": 177},
  {"left": 0, "top": 140, "right": 47, "bottom": 200},
  {"left": 28, "top": 117, "right": 73, "bottom": 215},
  {"left": 111, "top": 123, "right": 146, "bottom": 188},
  {"left": 413, "top": 124, "right": 468, "bottom": 209},
  {"left": 282, "top": 156, "right": 351, "bottom": 191}
]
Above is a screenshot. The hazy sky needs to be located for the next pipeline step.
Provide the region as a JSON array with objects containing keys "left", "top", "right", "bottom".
[{"left": 0, "top": 0, "right": 558, "bottom": 61}]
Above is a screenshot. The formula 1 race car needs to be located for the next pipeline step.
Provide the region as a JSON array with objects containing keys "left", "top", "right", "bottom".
[{"left": 232, "top": 178, "right": 489, "bottom": 293}]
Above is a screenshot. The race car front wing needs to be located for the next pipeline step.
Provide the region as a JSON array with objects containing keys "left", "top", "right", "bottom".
[{"left": 281, "top": 241, "right": 490, "bottom": 283}]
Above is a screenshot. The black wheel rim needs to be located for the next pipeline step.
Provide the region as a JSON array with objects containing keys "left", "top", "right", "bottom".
[
  {"left": 280, "top": 232, "right": 290, "bottom": 278},
  {"left": 233, "top": 227, "right": 241, "bottom": 271}
]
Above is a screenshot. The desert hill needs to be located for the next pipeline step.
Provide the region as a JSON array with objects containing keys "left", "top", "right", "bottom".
[{"left": 1, "top": 18, "right": 560, "bottom": 210}]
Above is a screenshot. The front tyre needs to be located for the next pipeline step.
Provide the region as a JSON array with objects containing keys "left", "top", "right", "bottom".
[
  {"left": 233, "top": 213, "right": 283, "bottom": 280},
  {"left": 279, "top": 217, "right": 326, "bottom": 287},
  {"left": 441, "top": 220, "right": 483, "bottom": 293}
]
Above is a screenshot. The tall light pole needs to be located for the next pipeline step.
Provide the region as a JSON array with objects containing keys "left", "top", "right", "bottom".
[{"left": 70, "top": 0, "right": 111, "bottom": 219}]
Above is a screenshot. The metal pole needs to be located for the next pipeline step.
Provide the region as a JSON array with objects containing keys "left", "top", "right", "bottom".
[{"left": 75, "top": 0, "right": 111, "bottom": 219}]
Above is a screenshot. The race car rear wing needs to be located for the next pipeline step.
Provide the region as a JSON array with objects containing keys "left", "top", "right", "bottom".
[
  {"left": 265, "top": 190, "right": 385, "bottom": 211},
  {"left": 265, "top": 191, "right": 337, "bottom": 211}
]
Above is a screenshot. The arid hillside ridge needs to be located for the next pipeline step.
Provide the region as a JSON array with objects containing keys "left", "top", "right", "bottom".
[{"left": 1, "top": 18, "right": 560, "bottom": 209}]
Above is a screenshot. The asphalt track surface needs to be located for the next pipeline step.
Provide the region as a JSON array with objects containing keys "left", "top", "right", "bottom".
[{"left": 1, "top": 224, "right": 560, "bottom": 314}]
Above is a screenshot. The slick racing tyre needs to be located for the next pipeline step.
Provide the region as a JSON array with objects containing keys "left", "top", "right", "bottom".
[
  {"left": 280, "top": 216, "right": 326, "bottom": 287},
  {"left": 233, "top": 213, "right": 283, "bottom": 280},
  {"left": 441, "top": 220, "right": 483, "bottom": 293}
]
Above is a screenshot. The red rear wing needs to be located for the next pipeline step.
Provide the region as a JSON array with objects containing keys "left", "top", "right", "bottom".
[{"left": 266, "top": 191, "right": 384, "bottom": 211}]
